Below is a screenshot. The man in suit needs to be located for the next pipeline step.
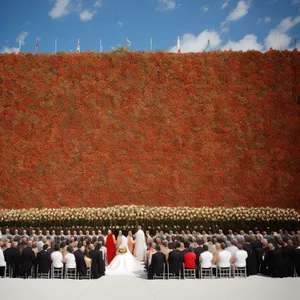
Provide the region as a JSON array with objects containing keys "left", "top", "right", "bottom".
[
  {"left": 74, "top": 245, "right": 87, "bottom": 277},
  {"left": 282, "top": 238, "right": 295, "bottom": 277},
  {"left": 168, "top": 242, "right": 184, "bottom": 276},
  {"left": 89, "top": 244, "right": 105, "bottom": 279},
  {"left": 37, "top": 244, "right": 51, "bottom": 275},
  {"left": 20, "top": 240, "right": 36, "bottom": 278},
  {"left": 4, "top": 241, "right": 21, "bottom": 277},
  {"left": 148, "top": 245, "right": 166, "bottom": 279},
  {"left": 193, "top": 238, "right": 204, "bottom": 278},
  {"left": 295, "top": 242, "right": 300, "bottom": 276}
]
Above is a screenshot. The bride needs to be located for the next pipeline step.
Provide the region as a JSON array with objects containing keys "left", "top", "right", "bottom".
[{"left": 106, "top": 231, "right": 145, "bottom": 276}]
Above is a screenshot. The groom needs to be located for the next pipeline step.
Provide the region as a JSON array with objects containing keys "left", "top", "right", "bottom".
[{"left": 134, "top": 226, "right": 147, "bottom": 261}]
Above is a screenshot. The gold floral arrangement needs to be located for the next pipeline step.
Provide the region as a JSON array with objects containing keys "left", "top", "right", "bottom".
[{"left": 118, "top": 245, "right": 128, "bottom": 254}]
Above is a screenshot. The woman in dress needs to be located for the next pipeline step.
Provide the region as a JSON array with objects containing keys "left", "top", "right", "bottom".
[
  {"left": 127, "top": 231, "right": 135, "bottom": 255},
  {"left": 106, "top": 230, "right": 116, "bottom": 265}
]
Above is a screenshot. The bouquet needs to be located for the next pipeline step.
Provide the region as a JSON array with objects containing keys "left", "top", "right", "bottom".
[{"left": 118, "top": 245, "right": 127, "bottom": 254}]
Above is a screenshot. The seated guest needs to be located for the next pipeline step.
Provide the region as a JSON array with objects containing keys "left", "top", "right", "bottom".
[
  {"left": 179, "top": 242, "right": 188, "bottom": 255},
  {"left": 282, "top": 238, "right": 295, "bottom": 277},
  {"left": 295, "top": 242, "right": 300, "bottom": 277},
  {"left": 160, "top": 240, "right": 172, "bottom": 262},
  {"left": 37, "top": 244, "right": 51, "bottom": 274},
  {"left": 200, "top": 244, "right": 213, "bottom": 269},
  {"left": 216, "top": 242, "right": 231, "bottom": 268},
  {"left": 0, "top": 242, "right": 6, "bottom": 277},
  {"left": 243, "top": 235, "right": 257, "bottom": 276},
  {"left": 232, "top": 243, "right": 248, "bottom": 268},
  {"left": 64, "top": 246, "right": 76, "bottom": 269},
  {"left": 148, "top": 245, "right": 166, "bottom": 279},
  {"left": 226, "top": 239, "right": 238, "bottom": 258},
  {"left": 4, "top": 241, "right": 21, "bottom": 277},
  {"left": 265, "top": 243, "right": 285, "bottom": 278},
  {"left": 212, "top": 243, "right": 222, "bottom": 264},
  {"left": 51, "top": 244, "right": 63, "bottom": 269},
  {"left": 168, "top": 242, "right": 184, "bottom": 275},
  {"left": 20, "top": 240, "right": 36, "bottom": 278},
  {"left": 184, "top": 246, "right": 196, "bottom": 269},
  {"left": 74, "top": 245, "right": 87, "bottom": 277},
  {"left": 147, "top": 243, "right": 157, "bottom": 266},
  {"left": 256, "top": 239, "right": 268, "bottom": 273}
]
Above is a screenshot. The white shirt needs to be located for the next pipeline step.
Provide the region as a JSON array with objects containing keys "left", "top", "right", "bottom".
[
  {"left": 200, "top": 251, "right": 213, "bottom": 268},
  {"left": 65, "top": 253, "right": 76, "bottom": 268},
  {"left": 0, "top": 248, "right": 6, "bottom": 267},
  {"left": 100, "top": 246, "right": 107, "bottom": 265},
  {"left": 51, "top": 251, "right": 63, "bottom": 268},
  {"left": 226, "top": 245, "right": 238, "bottom": 258},
  {"left": 217, "top": 250, "right": 231, "bottom": 268},
  {"left": 234, "top": 250, "right": 248, "bottom": 267}
]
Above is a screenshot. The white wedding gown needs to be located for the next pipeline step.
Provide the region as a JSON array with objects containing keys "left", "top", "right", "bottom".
[{"left": 106, "top": 236, "right": 145, "bottom": 276}]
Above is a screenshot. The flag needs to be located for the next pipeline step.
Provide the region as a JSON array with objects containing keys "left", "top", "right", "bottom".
[
  {"left": 76, "top": 38, "right": 80, "bottom": 53},
  {"left": 177, "top": 36, "right": 181, "bottom": 53},
  {"left": 126, "top": 38, "right": 131, "bottom": 47},
  {"left": 35, "top": 39, "right": 39, "bottom": 53}
]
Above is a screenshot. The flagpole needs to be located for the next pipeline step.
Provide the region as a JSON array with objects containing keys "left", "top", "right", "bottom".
[
  {"left": 100, "top": 38, "right": 102, "bottom": 53},
  {"left": 19, "top": 40, "right": 21, "bottom": 53},
  {"left": 55, "top": 39, "right": 57, "bottom": 54},
  {"left": 150, "top": 37, "right": 152, "bottom": 52}
]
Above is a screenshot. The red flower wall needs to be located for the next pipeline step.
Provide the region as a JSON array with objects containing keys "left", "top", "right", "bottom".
[{"left": 0, "top": 50, "right": 299, "bottom": 209}]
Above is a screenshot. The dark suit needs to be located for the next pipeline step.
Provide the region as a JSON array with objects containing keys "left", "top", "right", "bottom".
[
  {"left": 74, "top": 249, "right": 87, "bottom": 276},
  {"left": 4, "top": 247, "right": 21, "bottom": 277},
  {"left": 148, "top": 252, "right": 166, "bottom": 279},
  {"left": 294, "top": 248, "right": 300, "bottom": 276},
  {"left": 90, "top": 250, "right": 105, "bottom": 279},
  {"left": 37, "top": 250, "right": 51, "bottom": 274},
  {"left": 168, "top": 249, "right": 184, "bottom": 275},
  {"left": 243, "top": 243, "right": 257, "bottom": 276},
  {"left": 20, "top": 247, "right": 36, "bottom": 278},
  {"left": 282, "top": 245, "right": 295, "bottom": 277},
  {"left": 267, "top": 248, "right": 285, "bottom": 278}
]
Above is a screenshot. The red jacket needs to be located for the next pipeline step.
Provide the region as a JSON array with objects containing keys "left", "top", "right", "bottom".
[{"left": 184, "top": 252, "right": 196, "bottom": 269}]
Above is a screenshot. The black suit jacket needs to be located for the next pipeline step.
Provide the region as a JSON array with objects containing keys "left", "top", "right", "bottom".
[
  {"left": 168, "top": 249, "right": 184, "bottom": 274},
  {"left": 74, "top": 249, "right": 87, "bottom": 276},
  {"left": 148, "top": 252, "right": 166, "bottom": 279},
  {"left": 90, "top": 250, "right": 105, "bottom": 279},
  {"left": 20, "top": 247, "right": 36, "bottom": 276},
  {"left": 194, "top": 246, "right": 204, "bottom": 266},
  {"left": 4, "top": 247, "right": 21, "bottom": 277},
  {"left": 282, "top": 245, "right": 295, "bottom": 277},
  {"left": 294, "top": 248, "right": 300, "bottom": 276},
  {"left": 37, "top": 250, "right": 51, "bottom": 273}
]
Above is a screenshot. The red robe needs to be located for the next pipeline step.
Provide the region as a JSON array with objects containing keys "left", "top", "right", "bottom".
[{"left": 106, "top": 233, "right": 116, "bottom": 264}]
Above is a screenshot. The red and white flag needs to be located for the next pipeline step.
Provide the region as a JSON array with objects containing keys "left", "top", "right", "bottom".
[
  {"left": 76, "top": 38, "right": 80, "bottom": 53},
  {"left": 35, "top": 39, "right": 39, "bottom": 53},
  {"left": 177, "top": 36, "right": 181, "bottom": 53}
]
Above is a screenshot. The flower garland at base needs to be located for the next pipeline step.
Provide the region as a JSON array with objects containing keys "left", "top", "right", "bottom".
[{"left": 0, "top": 206, "right": 299, "bottom": 232}]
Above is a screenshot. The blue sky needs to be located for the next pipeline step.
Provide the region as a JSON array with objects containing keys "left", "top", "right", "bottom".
[{"left": 1, "top": 0, "right": 300, "bottom": 53}]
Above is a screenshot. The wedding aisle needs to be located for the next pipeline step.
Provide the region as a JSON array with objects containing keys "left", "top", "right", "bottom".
[{"left": 0, "top": 275, "right": 299, "bottom": 300}]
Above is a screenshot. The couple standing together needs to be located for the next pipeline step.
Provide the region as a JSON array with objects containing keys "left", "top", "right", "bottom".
[{"left": 105, "top": 226, "right": 147, "bottom": 276}]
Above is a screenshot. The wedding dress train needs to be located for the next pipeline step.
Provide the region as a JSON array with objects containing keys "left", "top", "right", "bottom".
[{"left": 106, "top": 236, "right": 145, "bottom": 276}]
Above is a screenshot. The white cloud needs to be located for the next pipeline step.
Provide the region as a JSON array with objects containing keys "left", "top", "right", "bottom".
[
  {"left": 226, "top": 0, "right": 251, "bottom": 22},
  {"left": 292, "top": 0, "right": 300, "bottom": 4},
  {"left": 222, "top": 34, "right": 263, "bottom": 51},
  {"left": 80, "top": 9, "right": 97, "bottom": 21},
  {"left": 201, "top": 5, "right": 209, "bottom": 12},
  {"left": 221, "top": 0, "right": 230, "bottom": 9},
  {"left": 2, "top": 46, "right": 20, "bottom": 54},
  {"left": 156, "top": 0, "right": 176, "bottom": 11},
  {"left": 94, "top": 0, "right": 102, "bottom": 7},
  {"left": 169, "top": 30, "right": 222, "bottom": 53},
  {"left": 16, "top": 31, "right": 29, "bottom": 45},
  {"left": 117, "top": 21, "right": 123, "bottom": 27},
  {"left": 49, "top": 0, "right": 72, "bottom": 19},
  {"left": 264, "top": 16, "right": 300, "bottom": 50},
  {"left": 264, "top": 16, "right": 271, "bottom": 24}
]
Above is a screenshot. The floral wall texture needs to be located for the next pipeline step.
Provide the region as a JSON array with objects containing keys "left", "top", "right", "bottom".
[{"left": 0, "top": 50, "right": 299, "bottom": 209}]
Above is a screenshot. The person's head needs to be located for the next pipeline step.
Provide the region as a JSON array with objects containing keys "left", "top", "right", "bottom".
[
  {"left": 151, "top": 242, "right": 156, "bottom": 249},
  {"left": 108, "top": 230, "right": 112, "bottom": 235},
  {"left": 268, "top": 243, "right": 275, "bottom": 250},
  {"left": 175, "top": 242, "right": 181, "bottom": 249},
  {"left": 203, "top": 244, "right": 209, "bottom": 252},
  {"left": 188, "top": 245, "right": 194, "bottom": 252},
  {"left": 230, "top": 239, "right": 238, "bottom": 246},
  {"left": 128, "top": 231, "right": 132, "bottom": 237},
  {"left": 155, "top": 245, "right": 161, "bottom": 252},
  {"left": 43, "top": 244, "right": 48, "bottom": 251},
  {"left": 215, "top": 243, "right": 221, "bottom": 251},
  {"left": 67, "top": 246, "right": 73, "bottom": 253},
  {"left": 237, "top": 243, "right": 243, "bottom": 250},
  {"left": 54, "top": 244, "right": 60, "bottom": 252},
  {"left": 228, "top": 229, "right": 233, "bottom": 235},
  {"left": 27, "top": 240, "right": 32, "bottom": 248},
  {"left": 89, "top": 244, "right": 95, "bottom": 251},
  {"left": 220, "top": 242, "right": 226, "bottom": 250},
  {"left": 138, "top": 226, "right": 142, "bottom": 230},
  {"left": 262, "top": 239, "right": 268, "bottom": 247},
  {"left": 118, "top": 230, "right": 122, "bottom": 236},
  {"left": 162, "top": 240, "right": 168, "bottom": 248}
]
